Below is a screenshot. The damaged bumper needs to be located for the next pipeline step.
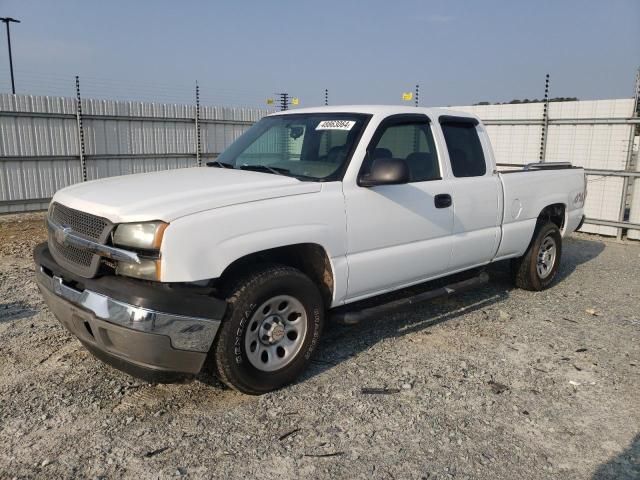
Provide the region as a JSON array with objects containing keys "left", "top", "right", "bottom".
[{"left": 34, "top": 243, "right": 226, "bottom": 382}]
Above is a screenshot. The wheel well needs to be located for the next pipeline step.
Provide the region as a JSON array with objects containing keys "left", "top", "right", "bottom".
[
  {"left": 537, "top": 203, "right": 565, "bottom": 230},
  {"left": 218, "top": 243, "right": 334, "bottom": 307}
]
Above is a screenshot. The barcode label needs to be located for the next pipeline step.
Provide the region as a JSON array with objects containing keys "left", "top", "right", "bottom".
[{"left": 316, "top": 120, "right": 356, "bottom": 131}]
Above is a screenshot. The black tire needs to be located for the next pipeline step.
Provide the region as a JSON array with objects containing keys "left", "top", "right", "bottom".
[
  {"left": 512, "top": 222, "right": 562, "bottom": 291},
  {"left": 212, "top": 264, "right": 325, "bottom": 395}
]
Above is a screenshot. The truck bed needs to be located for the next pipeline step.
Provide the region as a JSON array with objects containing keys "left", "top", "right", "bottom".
[{"left": 493, "top": 162, "right": 586, "bottom": 261}]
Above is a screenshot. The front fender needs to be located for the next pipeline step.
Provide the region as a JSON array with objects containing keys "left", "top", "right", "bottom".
[{"left": 158, "top": 184, "right": 348, "bottom": 298}]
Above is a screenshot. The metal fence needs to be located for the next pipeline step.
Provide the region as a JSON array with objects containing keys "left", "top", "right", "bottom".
[
  {"left": 0, "top": 91, "right": 271, "bottom": 213},
  {"left": 1, "top": 89, "right": 639, "bottom": 240},
  {"left": 453, "top": 94, "right": 640, "bottom": 239}
]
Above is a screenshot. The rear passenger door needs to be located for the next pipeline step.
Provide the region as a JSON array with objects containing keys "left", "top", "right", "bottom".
[{"left": 438, "top": 116, "right": 502, "bottom": 270}]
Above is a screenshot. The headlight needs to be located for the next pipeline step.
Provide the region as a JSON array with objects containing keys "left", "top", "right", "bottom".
[
  {"left": 112, "top": 221, "right": 168, "bottom": 281},
  {"left": 112, "top": 221, "right": 168, "bottom": 250}
]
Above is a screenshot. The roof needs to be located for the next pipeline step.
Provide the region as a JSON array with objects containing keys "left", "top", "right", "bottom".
[{"left": 270, "top": 104, "right": 480, "bottom": 120}]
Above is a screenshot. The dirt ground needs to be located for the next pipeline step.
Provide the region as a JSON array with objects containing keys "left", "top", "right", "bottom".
[{"left": 0, "top": 212, "right": 638, "bottom": 480}]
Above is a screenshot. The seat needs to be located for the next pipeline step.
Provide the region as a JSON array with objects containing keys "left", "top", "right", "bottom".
[{"left": 373, "top": 148, "right": 392, "bottom": 159}]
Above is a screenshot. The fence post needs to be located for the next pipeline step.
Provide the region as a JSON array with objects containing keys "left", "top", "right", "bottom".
[
  {"left": 75, "top": 75, "right": 87, "bottom": 181},
  {"left": 539, "top": 74, "right": 550, "bottom": 162},
  {"left": 616, "top": 69, "right": 640, "bottom": 240},
  {"left": 413, "top": 84, "right": 420, "bottom": 151},
  {"left": 195, "top": 81, "right": 202, "bottom": 167}
]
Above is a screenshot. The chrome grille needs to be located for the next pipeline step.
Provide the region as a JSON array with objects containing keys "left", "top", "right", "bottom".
[
  {"left": 50, "top": 203, "right": 109, "bottom": 240},
  {"left": 49, "top": 238, "right": 94, "bottom": 267},
  {"left": 48, "top": 203, "right": 113, "bottom": 278}
]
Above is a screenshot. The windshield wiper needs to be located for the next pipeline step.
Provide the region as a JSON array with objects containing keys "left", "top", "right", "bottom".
[
  {"left": 239, "top": 164, "right": 290, "bottom": 176},
  {"left": 206, "top": 160, "right": 235, "bottom": 168}
]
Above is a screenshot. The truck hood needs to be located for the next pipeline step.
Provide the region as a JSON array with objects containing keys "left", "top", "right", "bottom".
[{"left": 53, "top": 167, "right": 322, "bottom": 223}]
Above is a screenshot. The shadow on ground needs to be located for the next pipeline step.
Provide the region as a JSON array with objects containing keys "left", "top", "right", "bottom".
[
  {"left": 593, "top": 433, "right": 640, "bottom": 479},
  {"left": 301, "top": 233, "right": 606, "bottom": 382},
  {"left": 170, "top": 234, "right": 605, "bottom": 390},
  {"left": 555, "top": 236, "right": 606, "bottom": 284}
]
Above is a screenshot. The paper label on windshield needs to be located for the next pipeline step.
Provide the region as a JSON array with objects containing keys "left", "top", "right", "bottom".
[{"left": 316, "top": 120, "right": 356, "bottom": 131}]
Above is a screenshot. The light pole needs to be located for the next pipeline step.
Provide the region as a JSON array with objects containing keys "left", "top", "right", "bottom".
[{"left": 0, "top": 17, "right": 20, "bottom": 94}]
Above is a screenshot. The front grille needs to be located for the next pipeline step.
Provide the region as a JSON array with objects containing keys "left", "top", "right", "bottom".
[
  {"left": 50, "top": 202, "right": 109, "bottom": 240},
  {"left": 50, "top": 239, "right": 94, "bottom": 267},
  {"left": 48, "top": 202, "right": 114, "bottom": 278}
]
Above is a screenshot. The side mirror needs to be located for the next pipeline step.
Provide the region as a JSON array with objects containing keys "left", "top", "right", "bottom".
[{"left": 359, "top": 157, "right": 410, "bottom": 187}]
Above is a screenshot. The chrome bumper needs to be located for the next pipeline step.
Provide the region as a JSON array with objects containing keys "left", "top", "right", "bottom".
[{"left": 36, "top": 266, "right": 220, "bottom": 352}]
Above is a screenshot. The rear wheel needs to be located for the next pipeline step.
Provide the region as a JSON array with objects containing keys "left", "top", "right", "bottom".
[
  {"left": 212, "top": 265, "right": 325, "bottom": 395},
  {"left": 512, "top": 222, "right": 562, "bottom": 291}
]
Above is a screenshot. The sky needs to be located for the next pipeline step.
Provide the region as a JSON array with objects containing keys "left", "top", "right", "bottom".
[{"left": 0, "top": 0, "right": 638, "bottom": 108}]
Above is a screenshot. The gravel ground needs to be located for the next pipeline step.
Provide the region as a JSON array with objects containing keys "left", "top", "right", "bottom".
[{"left": 0, "top": 212, "right": 639, "bottom": 480}]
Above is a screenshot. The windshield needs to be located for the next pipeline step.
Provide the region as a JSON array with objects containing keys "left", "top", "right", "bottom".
[{"left": 214, "top": 113, "right": 370, "bottom": 181}]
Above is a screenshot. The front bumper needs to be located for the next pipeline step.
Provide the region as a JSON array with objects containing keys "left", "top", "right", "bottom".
[{"left": 34, "top": 243, "right": 226, "bottom": 382}]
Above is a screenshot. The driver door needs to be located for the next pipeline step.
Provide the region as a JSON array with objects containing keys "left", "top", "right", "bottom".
[{"left": 343, "top": 115, "right": 455, "bottom": 301}]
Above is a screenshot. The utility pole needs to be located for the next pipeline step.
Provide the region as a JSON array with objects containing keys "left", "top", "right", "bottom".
[
  {"left": 0, "top": 17, "right": 20, "bottom": 94},
  {"left": 277, "top": 92, "right": 289, "bottom": 111}
]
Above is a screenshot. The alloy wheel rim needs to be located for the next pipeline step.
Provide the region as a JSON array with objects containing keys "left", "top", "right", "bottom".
[{"left": 244, "top": 295, "right": 308, "bottom": 372}]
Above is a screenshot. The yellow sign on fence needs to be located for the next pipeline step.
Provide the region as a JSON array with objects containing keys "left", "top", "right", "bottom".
[{"left": 402, "top": 92, "right": 413, "bottom": 101}]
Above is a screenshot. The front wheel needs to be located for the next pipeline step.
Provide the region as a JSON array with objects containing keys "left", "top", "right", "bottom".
[
  {"left": 212, "top": 265, "right": 325, "bottom": 395},
  {"left": 512, "top": 222, "right": 562, "bottom": 291}
]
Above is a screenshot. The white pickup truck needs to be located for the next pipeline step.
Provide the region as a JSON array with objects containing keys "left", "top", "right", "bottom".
[{"left": 35, "top": 105, "right": 586, "bottom": 394}]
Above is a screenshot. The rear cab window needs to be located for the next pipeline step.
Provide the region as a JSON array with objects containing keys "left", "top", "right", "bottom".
[{"left": 439, "top": 116, "right": 487, "bottom": 177}]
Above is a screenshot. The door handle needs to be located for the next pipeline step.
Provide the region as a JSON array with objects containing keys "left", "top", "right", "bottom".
[{"left": 434, "top": 193, "right": 452, "bottom": 209}]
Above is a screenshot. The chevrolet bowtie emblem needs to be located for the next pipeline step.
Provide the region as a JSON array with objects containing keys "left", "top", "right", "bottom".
[{"left": 54, "top": 226, "right": 72, "bottom": 245}]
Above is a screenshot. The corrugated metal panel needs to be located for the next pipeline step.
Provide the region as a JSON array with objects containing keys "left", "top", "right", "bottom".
[
  {"left": 0, "top": 158, "right": 83, "bottom": 201},
  {"left": 452, "top": 99, "right": 636, "bottom": 236},
  {"left": 1, "top": 93, "right": 636, "bottom": 239},
  {"left": 546, "top": 99, "right": 635, "bottom": 235},
  {"left": 0, "top": 93, "right": 269, "bottom": 208},
  {"left": 85, "top": 156, "right": 196, "bottom": 181},
  {"left": 451, "top": 103, "right": 545, "bottom": 165}
]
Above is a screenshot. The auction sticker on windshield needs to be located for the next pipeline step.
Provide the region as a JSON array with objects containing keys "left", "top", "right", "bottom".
[{"left": 316, "top": 120, "right": 356, "bottom": 130}]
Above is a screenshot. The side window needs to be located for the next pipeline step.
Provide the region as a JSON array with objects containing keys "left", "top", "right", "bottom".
[
  {"left": 366, "top": 121, "right": 440, "bottom": 182},
  {"left": 440, "top": 121, "right": 486, "bottom": 177}
]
